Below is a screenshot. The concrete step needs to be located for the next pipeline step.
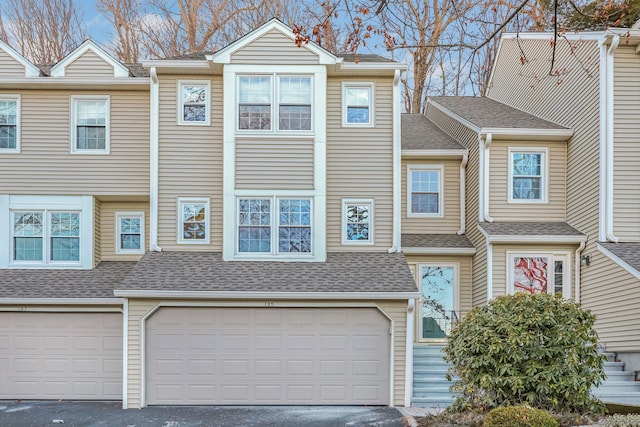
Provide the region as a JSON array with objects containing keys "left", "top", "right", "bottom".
[
  {"left": 594, "top": 392, "right": 640, "bottom": 406},
  {"left": 413, "top": 359, "right": 450, "bottom": 368},
  {"left": 411, "top": 396, "right": 455, "bottom": 409},
  {"left": 413, "top": 365, "right": 449, "bottom": 374},
  {"left": 601, "top": 352, "right": 616, "bottom": 362},
  {"left": 603, "top": 371, "right": 636, "bottom": 381},
  {"left": 596, "top": 381, "right": 640, "bottom": 392},
  {"left": 604, "top": 361, "right": 625, "bottom": 371},
  {"left": 413, "top": 345, "right": 445, "bottom": 354},
  {"left": 413, "top": 385, "right": 452, "bottom": 395}
]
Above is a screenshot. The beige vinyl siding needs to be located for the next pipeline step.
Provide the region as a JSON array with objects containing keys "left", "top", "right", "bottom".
[
  {"left": 613, "top": 47, "right": 640, "bottom": 240},
  {"left": 326, "top": 77, "right": 393, "bottom": 251},
  {"left": 231, "top": 30, "right": 319, "bottom": 64},
  {"left": 489, "top": 140, "right": 566, "bottom": 221},
  {"left": 425, "top": 103, "right": 488, "bottom": 307},
  {"left": 0, "top": 48, "right": 28, "bottom": 76},
  {"left": 94, "top": 198, "right": 101, "bottom": 267},
  {"left": 124, "top": 299, "right": 407, "bottom": 409},
  {"left": 491, "top": 244, "right": 576, "bottom": 299},
  {"left": 157, "top": 75, "right": 223, "bottom": 251},
  {"left": 406, "top": 254, "right": 473, "bottom": 314},
  {"left": 235, "top": 138, "right": 314, "bottom": 190},
  {"left": 584, "top": 250, "right": 640, "bottom": 352},
  {"left": 99, "top": 201, "right": 150, "bottom": 261},
  {"left": 64, "top": 50, "right": 115, "bottom": 78},
  {"left": 0, "top": 90, "right": 149, "bottom": 195},
  {"left": 402, "top": 159, "right": 460, "bottom": 234}
]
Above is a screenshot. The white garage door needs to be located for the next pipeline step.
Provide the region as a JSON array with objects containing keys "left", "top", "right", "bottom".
[
  {"left": 146, "top": 307, "right": 390, "bottom": 405},
  {"left": 0, "top": 312, "right": 123, "bottom": 400}
]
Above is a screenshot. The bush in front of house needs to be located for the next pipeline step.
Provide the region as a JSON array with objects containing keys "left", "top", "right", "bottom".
[
  {"left": 444, "top": 292, "right": 606, "bottom": 414},
  {"left": 483, "top": 405, "right": 559, "bottom": 427}
]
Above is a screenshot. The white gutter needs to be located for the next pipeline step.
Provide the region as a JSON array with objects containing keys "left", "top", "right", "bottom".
[
  {"left": 605, "top": 35, "right": 620, "bottom": 243},
  {"left": 457, "top": 154, "right": 468, "bottom": 235},
  {"left": 486, "top": 241, "right": 493, "bottom": 302},
  {"left": 389, "top": 69, "right": 402, "bottom": 253},
  {"left": 478, "top": 134, "right": 485, "bottom": 222},
  {"left": 149, "top": 67, "right": 162, "bottom": 252},
  {"left": 113, "top": 290, "right": 421, "bottom": 300},
  {"left": 574, "top": 241, "right": 586, "bottom": 303},
  {"left": 402, "top": 247, "right": 476, "bottom": 255},
  {"left": 483, "top": 133, "right": 494, "bottom": 222},
  {"left": 404, "top": 299, "right": 415, "bottom": 407},
  {"left": 0, "top": 298, "right": 124, "bottom": 305},
  {"left": 0, "top": 78, "right": 150, "bottom": 90},
  {"left": 401, "top": 149, "right": 468, "bottom": 158}
]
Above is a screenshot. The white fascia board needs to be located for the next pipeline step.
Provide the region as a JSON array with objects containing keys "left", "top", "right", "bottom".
[
  {"left": 141, "top": 60, "right": 211, "bottom": 69},
  {"left": 210, "top": 19, "right": 337, "bottom": 65},
  {"left": 401, "top": 149, "right": 468, "bottom": 158},
  {"left": 501, "top": 31, "right": 606, "bottom": 41},
  {"left": 427, "top": 99, "right": 481, "bottom": 133},
  {"left": 113, "top": 290, "right": 421, "bottom": 300},
  {"left": 485, "top": 234, "right": 587, "bottom": 244},
  {"left": 0, "top": 298, "right": 124, "bottom": 305},
  {"left": 0, "top": 78, "right": 150, "bottom": 90},
  {"left": 338, "top": 62, "right": 408, "bottom": 71},
  {"left": 0, "top": 40, "right": 40, "bottom": 77},
  {"left": 597, "top": 243, "right": 640, "bottom": 281},
  {"left": 402, "top": 247, "right": 476, "bottom": 255},
  {"left": 51, "top": 39, "right": 130, "bottom": 77},
  {"left": 482, "top": 128, "right": 573, "bottom": 140}
]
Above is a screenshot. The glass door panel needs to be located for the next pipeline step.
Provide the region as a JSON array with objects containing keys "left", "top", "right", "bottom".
[{"left": 419, "top": 265, "right": 455, "bottom": 340}]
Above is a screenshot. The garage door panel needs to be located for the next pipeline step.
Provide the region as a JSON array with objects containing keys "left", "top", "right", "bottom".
[
  {"left": 0, "top": 312, "right": 123, "bottom": 400},
  {"left": 146, "top": 307, "right": 390, "bottom": 405}
]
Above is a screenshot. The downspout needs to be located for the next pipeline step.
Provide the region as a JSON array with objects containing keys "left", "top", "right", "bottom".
[
  {"left": 389, "top": 69, "right": 402, "bottom": 253},
  {"left": 121, "top": 298, "right": 128, "bottom": 409},
  {"left": 404, "top": 299, "right": 415, "bottom": 407},
  {"left": 477, "top": 135, "right": 485, "bottom": 222},
  {"left": 483, "top": 133, "right": 494, "bottom": 223},
  {"left": 486, "top": 240, "right": 493, "bottom": 302},
  {"left": 149, "top": 67, "right": 162, "bottom": 252},
  {"left": 457, "top": 154, "right": 468, "bottom": 235},
  {"left": 574, "top": 240, "right": 586, "bottom": 304},
  {"left": 605, "top": 35, "right": 620, "bottom": 243}
]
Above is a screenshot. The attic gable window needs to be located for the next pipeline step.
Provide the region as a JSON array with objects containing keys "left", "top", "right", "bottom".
[
  {"left": 71, "top": 96, "right": 110, "bottom": 154},
  {"left": 178, "top": 81, "right": 210, "bottom": 125},
  {"left": 0, "top": 96, "right": 18, "bottom": 152}
]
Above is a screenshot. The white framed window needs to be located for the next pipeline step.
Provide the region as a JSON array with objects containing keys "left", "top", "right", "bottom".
[
  {"left": 177, "top": 198, "right": 210, "bottom": 244},
  {"left": 507, "top": 252, "right": 570, "bottom": 297},
  {"left": 418, "top": 263, "right": 458, "bottom": 340},
  {"left": 407, "top": 164, "right": 443, "bottom": 217},
  {"left": 342, "top": 198, "right": 374, "bottom": 245},
  {"left": 71, "top": 95, "right": 110, "bottom": 153},
  {"left": 237, "top": 74, "right": 313, "bottom": 132},
  {"left": 342, "top": 82, "right": 374, "bottom": 127},
  {"left": 0, "top": 95, "right": 19, "bottom": 153},
  {"left": 11, "top": 210, "right": 80, "bottom": 264},
  {"left": 178, "top": 80, "right": 210, "bottom": 125},
  {"left": 508, "top": 147, "right": 548, "bottom": 203},
  {"left": 116, "top": 211, "right": 145, "bottom": 254},
  {"left": 237, "top": 197, "right": 312, "bottom": 255}
]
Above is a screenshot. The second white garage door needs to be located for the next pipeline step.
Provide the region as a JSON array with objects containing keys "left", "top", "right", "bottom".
[{"left": 146, "top": 307, "right": 390, "bottom": 405}]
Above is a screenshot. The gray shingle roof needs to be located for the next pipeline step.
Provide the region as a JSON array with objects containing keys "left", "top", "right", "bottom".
[
  {"left": 119, "top": 251, "right": 417, "bottom": 294},
  {"left": 430, "top": 96, "right": 568, "bottom": 130},
  {"left": 339, "top": 53, "right": 395, "bottom": 63},
  {"left": 599, "top": 242, "right": 640, "bottom": 273},
  {"left": 0, "top": 262, "right": 136, "bottom": 299},
  {"left": 401, "top": 114, "right": 466, "bottom": 151},
  {"left": 479, "top": 222, "right": 585, "bottom": 236},
  {"left": 402, "top": 234, "right": 474, "bottom": 249}
]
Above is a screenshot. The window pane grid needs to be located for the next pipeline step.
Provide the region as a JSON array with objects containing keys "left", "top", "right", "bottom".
[
  {"left": 345, "top": 86, "right": 371, "bottom": 124},
  {"left": 75, "top": 99, "right": 107, "bottom": 150},
  {"left": 0, "top": 99, "right": 17, "bottom": 149},
  {"left": 411, "top": 170, "right": 440, "bottom": 214},
  {"left": 119, "top": 217, "right": 142, "bottom": 251},
  {"left": 50, "top": 212, "right": 80, "bottom": 261},
  {"left": 278, "top": 199, "right": 311, "bottom": 253},
  {"left": 182, "top": 203, "right": 207, "bottom": 241},
  {"left": 182, "top": 85, "right": 207, "bottom": 122},
  {"left": 346, "top": 204, "right": 370, "bottom": 241},
  {"left": 13, "top": 211, "right": 43, "bottom": 261},
  {"left": 512, "top": 152, "right": 543, "bottom": 200},
  {"left": 239, "top": 199, "right": 271, "bottom": 252}
]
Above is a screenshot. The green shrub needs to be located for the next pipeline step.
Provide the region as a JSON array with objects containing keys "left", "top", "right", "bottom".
[
  {"left": 444, "top": 293, "right": 606, "bottom": 413},
  {"left": 483, "top": 405, "right": 559, "bottom": 427},
  {"left": 603, "top": 414, "right": 640, "bottom": 427}
]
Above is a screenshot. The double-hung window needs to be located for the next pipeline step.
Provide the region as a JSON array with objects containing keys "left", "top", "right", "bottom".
[
  {"left": 179, "top": 81, "right": 210, "bottom": 125},
  {"left": 72, "top": 96, "right": 109, "bottom": 153},
  {"left": 238, "top": 75, "right": 312, "bottom": 132},
  {"left": 238, "top": 197, "right": 312, "bottom": 255},
  {"left": 408, "top": 165, "right": 443, "bottom": 217},
  {"left": 178, "top": 198, "right": 210, "bottom": 244},
  {"left": 342, "top": 199, "right": 374, "bottom": 244},
  {"left": 12, "top": 210, "right": 80, "bottom": 263},
  {"left": 342, "top": 82, "right": 373, "bottom": 126},
  {"left": 116, "top": 212, "right": 145, "bottom": 254},
  {"left": 0, "top": 96, "right": 19, "bottom": 152},
  {"left": 509, "top": 148, "right": 547, "bottom": 202}
]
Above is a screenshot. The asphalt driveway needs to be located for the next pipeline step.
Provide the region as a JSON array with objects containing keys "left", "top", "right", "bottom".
[{"left": 0, "top": 401, "right": 408, "bottom": 426}]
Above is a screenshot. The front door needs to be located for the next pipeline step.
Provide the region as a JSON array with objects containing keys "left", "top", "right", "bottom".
[{"left": 418, "top": 264, "right": 456, "bottom": 340}]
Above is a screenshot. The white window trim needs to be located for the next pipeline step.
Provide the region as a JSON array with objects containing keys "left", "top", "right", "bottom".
[
  {"left": 407, "top": 164, "right": 444, "bottom": 218},
  {"left": 417, "top": 263, "right": 459, "bottom": 342},
  {"left": 341, "top": 198, "right": 374, "bottom": 245},
  {"left": 508, "top": 147, "right": 548, "bottom": 204},
  {"left": 70, "top": 95, "right": 110, "bottom": 154},
  {"left": 236, "top": 74, "right": 314, "bottom": 135},
  {"left": 506, "top": 251, "right": 571, "bottom": 297},
  {"left": 177, "top": 197, "right": 210, "bottom": 245},
  {"left": 235, "top": 196, "right": 314, "bottom": 257},
  {"left": 0, "top": 94, "right": 20, "bottom": 153},
  {"left": 177, "top": 80, "right": 211, "bottom": 126},
  {"left": 115, "top": 211, "right": 145, "bottom": 255},
  {"left": 342, "top": 81, "right": 375, "bottom": 127}
]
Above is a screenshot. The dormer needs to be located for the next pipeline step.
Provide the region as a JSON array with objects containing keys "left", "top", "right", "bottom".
[
  {"left": 0, "top": 40, "right": 40, "bottom": 77},
  {"left": 50, "top": 39, "right": 130, "bottom": 78}
]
